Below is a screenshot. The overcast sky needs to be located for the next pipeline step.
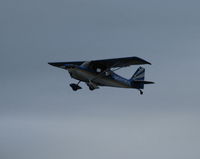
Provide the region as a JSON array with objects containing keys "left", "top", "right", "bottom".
[{"left": 1, "top": 0, "right": 200, "bottom": 159}]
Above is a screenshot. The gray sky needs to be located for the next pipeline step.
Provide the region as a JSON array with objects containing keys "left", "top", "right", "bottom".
[{"left": 1, "top": 0, "right": 200, "bottom": 159}]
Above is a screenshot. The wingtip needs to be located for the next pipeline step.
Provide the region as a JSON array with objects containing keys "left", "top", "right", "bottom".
[
  {"left": 48, "top": 62, "right": 60, "bottom": 67},
  {"left": 143, "top": 59, "right": 151, "bottom": 65},
  {"left": 48, "top": 62, "right": 54, "bottom": 66},
  {"left": 144, "top": 60, "right": 151, "bottom": 65},
  {"left": 134, "top": 56, "right": 152, "bottom": 65}
]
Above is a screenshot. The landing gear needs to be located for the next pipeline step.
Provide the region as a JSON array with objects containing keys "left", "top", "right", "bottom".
[
  {"left": 70, "top": 81, "right": 82, "bottom": 91},
  {"left": 88, "top": 85, "right": 95, "bottom": 91},
  {"left": 87, "top": 81, "right": 99, "bottom": 91},
  {"left": 139, "top": 89, "right": 143, "bottom": 95}
]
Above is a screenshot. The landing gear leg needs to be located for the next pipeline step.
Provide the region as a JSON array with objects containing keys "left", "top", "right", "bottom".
[
  {"left": 89, "top": 85, "right": 95, "bottom": 91},
  {"left": 139, "top": 89, "right": 143, "bottom": 95},
  {"left": 70, "top": 81, "right": 82, "bottom": 91},
  {"left": 87, "top": 81, "right": 99, "bottom": 91},
  {"left": 87, "top": 83, "right": 95, "bottom": 91}
]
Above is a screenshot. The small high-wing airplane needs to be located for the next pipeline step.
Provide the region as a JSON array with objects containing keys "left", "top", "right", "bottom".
[{"left": 48, "top": 56, "right": 154, "bottom": 95}]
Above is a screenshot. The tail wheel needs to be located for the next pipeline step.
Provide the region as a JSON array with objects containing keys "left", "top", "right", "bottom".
[{"left": 139, "top": 89, "right": 143, "bottom": 95}]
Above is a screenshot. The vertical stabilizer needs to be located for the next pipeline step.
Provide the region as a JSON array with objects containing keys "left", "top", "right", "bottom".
[
  {"left": 131, "top": 67, "right": 145, "bottom": 81},
  {"left": 130, "top": 67, "right": 154, "bottom": 89},
  {"left": 130, "top": 67, "right": 145, "bottom": 89}
]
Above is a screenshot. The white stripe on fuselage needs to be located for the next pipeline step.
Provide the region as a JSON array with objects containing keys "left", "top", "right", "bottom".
[{"left": 68, "top": 67, "right": 131, "bottom": 88}]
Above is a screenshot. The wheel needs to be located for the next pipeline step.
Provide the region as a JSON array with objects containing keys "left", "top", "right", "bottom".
[
  {"left": 139, "top": 90, "right": 143, "bottom": 95},
  {"left": 70, "top": 83, "right": 82, "bottom": 91},
  {"left": 72, "top": 87, "right": 78, "bottom": 91},
  {"left": 70, "top": 84, "right": 77, "bottom": 91},
  {"left": 89, "top": 86, "right": 95, "bottom": 91}
]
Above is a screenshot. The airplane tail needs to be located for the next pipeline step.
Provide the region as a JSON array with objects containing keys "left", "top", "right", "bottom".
[
  {"left": 130, "top": 67, "right": 154, "bottom": 89},
  {"left": 131, "top": 67, "right": 145, "bottom": 81}
]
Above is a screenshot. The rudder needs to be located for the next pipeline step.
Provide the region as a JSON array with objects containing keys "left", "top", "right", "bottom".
[
  {"left": 130, "top": 67, "right": 145, "bottom": 89},
  {"left": 131, "top": 67, "right": 145, "bottom": 81}
]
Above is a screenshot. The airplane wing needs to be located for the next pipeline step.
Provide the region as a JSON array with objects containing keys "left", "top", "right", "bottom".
[
  {"left": 90, "top": 56, "right": 151, "bottom": 68},
  {"left": 48, "top": 56, "right": 151, "bottom": 69},
  {"left": 48, "top": 61, "right": 84, "bottom": 68}
]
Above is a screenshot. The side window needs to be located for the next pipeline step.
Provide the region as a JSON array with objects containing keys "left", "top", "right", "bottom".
[
  {"left": 96, "top": 68, "right": 102, "bottom": 73},
  {"left": 105, "top": 71, "right": 110, "bottom": 76}
]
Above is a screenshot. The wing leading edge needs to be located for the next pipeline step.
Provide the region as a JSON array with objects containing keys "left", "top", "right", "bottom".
[
  {"left": 90, "top": 56, "right": 151, "bottom": 68},
  {"left": 48, "top": 56, "right": 151, "bottom": 69}
]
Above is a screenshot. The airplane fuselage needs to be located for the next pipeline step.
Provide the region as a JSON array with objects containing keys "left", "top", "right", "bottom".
[{"left": 67, "top": 65, "right": 131, "bottom": 88}]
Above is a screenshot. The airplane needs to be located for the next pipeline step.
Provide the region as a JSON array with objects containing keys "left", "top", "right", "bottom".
[{"left": 48, "top": 56, "right": 154, "bottom": 95}]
